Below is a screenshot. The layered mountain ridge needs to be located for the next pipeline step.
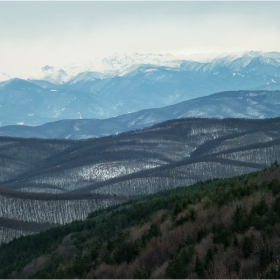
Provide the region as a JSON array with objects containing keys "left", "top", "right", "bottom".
[
  {"left": 0, "top": 51, "right": 280, "bottom": 128},
  {"left": 1, "top": 51, "right": 280, "bottom": 278},
  {"left": 0, "top": 90, "right": 280, "bottom": 140},
  {"left": 1, "top": 117, "right": 280, "bottom": 244}
]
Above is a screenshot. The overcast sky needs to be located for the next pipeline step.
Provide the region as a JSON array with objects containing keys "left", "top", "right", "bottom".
[{"left": 1, "top": 1, "right": 280, "bottom": 75}]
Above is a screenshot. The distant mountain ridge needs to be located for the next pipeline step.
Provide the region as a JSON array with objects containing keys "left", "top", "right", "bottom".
[
  {"left": 0, "top": 51, "right": 280, "bottom": 127},
  {"left": 0, "top": 90, "right": 280, "bottom": 140},
  {"left": 0, "top": 52, "right": 183, "bottom": 84},
  {"left": 1, "top": 51, "right": 280, "bottom": 84}
]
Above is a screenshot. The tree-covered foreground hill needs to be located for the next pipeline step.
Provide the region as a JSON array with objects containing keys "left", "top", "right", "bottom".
[{"left": 1, "top": 164, "right": 280, "bottom": 278}]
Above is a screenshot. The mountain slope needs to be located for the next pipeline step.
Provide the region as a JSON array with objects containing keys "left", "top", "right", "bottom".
[
  {"left": 65, "top": 54, "right": 280, "bottom": 118},
  {"left": 1, "top": 90, "right": 280, "bottom": 140},
  {"left": 1, "top": 117, "right": 280, "bottom": 245},
  {"left": 1, "top": 165, "right": 280, "bottom": 278},
  {"left": 0, "top": 78, "right": 109, "bottom": 127}
]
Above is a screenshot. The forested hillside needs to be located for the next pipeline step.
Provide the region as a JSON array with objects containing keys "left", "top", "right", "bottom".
[
  {"left": 0, "top": 165, "right": 280, "bottom": 278},
  {"left": 1, "top": 117, "right": 280, "bottom": 244}
]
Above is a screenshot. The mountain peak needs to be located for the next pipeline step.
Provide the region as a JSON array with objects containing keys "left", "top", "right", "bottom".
[
  {"left": 2, "top": 51, "right": 280, "bottom": 84},
  {"left": 41, "top": 65, "right": 55, "bottom": 72}
]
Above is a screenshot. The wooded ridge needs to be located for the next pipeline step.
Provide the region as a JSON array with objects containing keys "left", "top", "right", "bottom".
[
  {"left": 0, "top": 117, "right": 280, "bottom": 245},
  {"left": 0, "top": 165, "right": 280, "bottom": 278}
]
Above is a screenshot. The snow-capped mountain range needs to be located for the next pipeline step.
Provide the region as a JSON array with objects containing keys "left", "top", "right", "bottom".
[
  {"left": 0, "top": 51, "right": 280, "bottom": 128},
  {"left": 1, "top": 51, "right": 280, "bottom": 84},
  {"left": 0, "top": 52, "right": 184, "bottom": 84}
]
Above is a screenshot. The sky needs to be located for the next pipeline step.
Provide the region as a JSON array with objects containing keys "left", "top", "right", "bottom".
[{"left": 1, "top": 1, "right": 280, "bottom": 75}]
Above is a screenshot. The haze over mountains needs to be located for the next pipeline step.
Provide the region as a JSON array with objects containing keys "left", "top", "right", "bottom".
[
  {"left": 0, "top": 51, "right": 280, "bottom": 129},
  {"left": 0, "top": 90, "right": 280, "bottom": 140}
]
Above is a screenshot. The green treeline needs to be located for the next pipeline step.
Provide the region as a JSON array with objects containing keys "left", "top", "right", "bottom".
[{"left": 1, "top": 166, "right": 280, "bottom": 278}]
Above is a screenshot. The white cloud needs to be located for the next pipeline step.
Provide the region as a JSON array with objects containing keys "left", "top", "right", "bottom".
[{"left": 0, "top": 1, "right": 280, "bottom": 75}]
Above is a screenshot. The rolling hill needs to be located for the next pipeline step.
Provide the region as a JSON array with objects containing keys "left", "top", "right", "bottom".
[{"left": 0, "top": 117, "right": 280, "bottom": 244}]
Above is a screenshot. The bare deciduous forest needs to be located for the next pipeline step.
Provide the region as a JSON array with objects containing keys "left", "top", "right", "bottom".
[{"left": 0, "top": 117, "right": 280, "bottom": 245}]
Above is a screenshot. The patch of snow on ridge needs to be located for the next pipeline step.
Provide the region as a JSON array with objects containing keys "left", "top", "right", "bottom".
[
  {"left": 246, "top": 107, "right": 264, "bottom": 118},
  {"left": 145, "top": 68, "right": 158, "bottom": 73},
  {"left": 102, "top": 52, "right": 182, "bottom": 74},
  {"left": 30, "top": 160, "right": 162, "bottom": 191},
  {"left": 67, "top": 71, "right": 109, "bottom": 84},
  {"left": 74, "top": 125, "right": 80, "bottom": 131},
  {"left": 17, "top": 66, "right": 70, "bottom": 85}
]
